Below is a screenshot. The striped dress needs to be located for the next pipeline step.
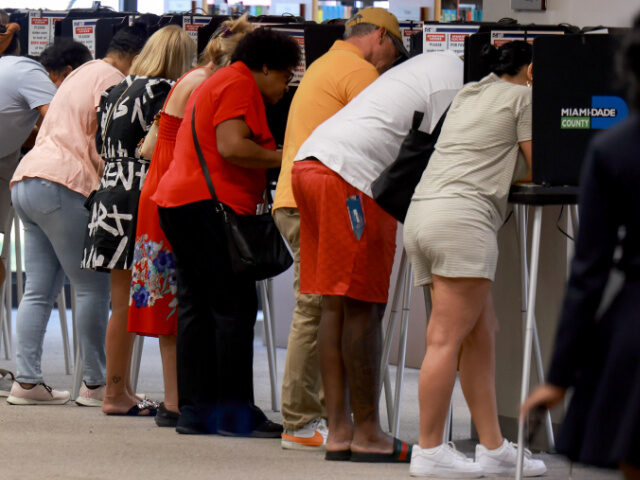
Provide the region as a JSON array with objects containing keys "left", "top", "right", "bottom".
[{"left": 403, "top": 73, "right": 532, "bottom": 285}]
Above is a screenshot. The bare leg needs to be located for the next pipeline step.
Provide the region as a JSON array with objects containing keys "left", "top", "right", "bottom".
[
  {"left": 159, "top": 334, "right": 179, "bottom": 413},
  {"left": 318, "top": 295, "right": 353, "bottom": 452},
  {"left": 342, "top": 298, "right": 393, "bottom": 454},
  {"left": 418, "top": 275, "right": 491, "bottom": 448},
  {"left": 458, "top": 292, "right": 503, "bottom": 449},
  {"left": 621, "top": 463, "right": 640, "bottom": 480},
  {"left": 102, "top": 269, "right": 149, "bottom": 414}
]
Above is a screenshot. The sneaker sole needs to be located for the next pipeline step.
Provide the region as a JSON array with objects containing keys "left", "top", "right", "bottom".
[
  {"left": 481, "top": 465, "right": 547, "bottom": 477},
  {"left": 7, "top": 395, "right": 70, "bottom": 405},
  {"left": 75, "top": 397, "right": 104, "bottom": 407},
  {"left": 281, "top": 438, "right": 325, "bottom": 451},
  {"left": 409, "top": 469, "right": 484, "bottom": 478}
]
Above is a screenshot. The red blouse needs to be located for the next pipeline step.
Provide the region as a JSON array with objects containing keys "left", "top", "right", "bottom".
[{"left": 153, "top": 61, "right": 275, "bottom": 215}]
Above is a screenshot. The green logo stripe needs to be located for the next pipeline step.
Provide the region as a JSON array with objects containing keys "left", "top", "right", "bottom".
[{"left": 561, "top": 117, "right": 590, "bottom": 129}]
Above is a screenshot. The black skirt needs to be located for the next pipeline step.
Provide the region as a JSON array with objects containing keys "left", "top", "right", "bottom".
[
  {"left": 82, "top": 157, "right": 148, "bottom": 272},
  {"left": 556, "top": 278, "right": 640, "bottom": 469}
]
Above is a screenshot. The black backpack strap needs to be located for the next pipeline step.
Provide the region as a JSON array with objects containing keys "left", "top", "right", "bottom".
[
  {"left": 411, "top": 111, "right": 425, "bottom": 130},
  {"left": 430, "top": 106, "right": 450, "bottom": 137},
  {"left": 191, "top": 105, "right": 221, "bottom": 206}
]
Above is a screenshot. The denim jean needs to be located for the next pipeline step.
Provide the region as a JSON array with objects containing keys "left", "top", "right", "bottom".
[{"left": 12, "top": 178, "right": 110, "bottom": 385}]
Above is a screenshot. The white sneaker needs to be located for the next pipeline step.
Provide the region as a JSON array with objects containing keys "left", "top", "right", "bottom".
[
  {"left": 476, "top": 439, "right": 547, "bottom": 477},
  {"left": 75, "top": 382, "right": 105, "bottom": 407},
  {"left": 6, "top": 382, "right": 70, "bottom": 405},
  {"left": 410, "top": 442, "right": 484, "bottom": 478},
  {"left": 281, "top": 418, "right": 328, "bottom": 450}
]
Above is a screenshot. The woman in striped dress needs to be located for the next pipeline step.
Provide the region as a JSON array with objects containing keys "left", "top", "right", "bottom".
[{"left": 404, "top": 41, "right": 545, "bottom": 478}]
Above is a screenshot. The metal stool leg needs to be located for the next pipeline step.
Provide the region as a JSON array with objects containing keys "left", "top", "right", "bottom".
[
  {"left": 260, "top": 279, "right": 280, "bottom": 412},
  {"left": 380, "top": 250, "right": 408, "bottom": 430},
  {"left": 0, "top": 224, "right": 10, "bottom": 359},
  {"left": 130, "top": 335, "right": 144, "bottom": 392},
  {"left": 57, "top": 289, "right": 72, "bottom": 375},
  {"left": 516, "top": 206, "right": 543, "bottom": 480},
  {"left": 391, "top": 262, "right": 412, "bottom": 437},
  {"left": 514, "top": 205, "right": 555, "bottom": 450}
]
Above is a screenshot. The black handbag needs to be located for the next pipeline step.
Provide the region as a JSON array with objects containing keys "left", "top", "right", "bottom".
[
  {"left": 191, "top": 106, "right": 293, "bottom": 281},
  {"left": 371, "top": 108, "right": 449, "bottom": 223}
]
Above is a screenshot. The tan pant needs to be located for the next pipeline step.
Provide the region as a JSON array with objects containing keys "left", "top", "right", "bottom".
[{"left": 273, "top": 207, "right": 325, "bottom": 430}]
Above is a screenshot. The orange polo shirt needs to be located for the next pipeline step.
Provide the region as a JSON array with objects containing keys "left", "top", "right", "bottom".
[{"left": 273, "top": 40, "right": 379, "bottom": 211}]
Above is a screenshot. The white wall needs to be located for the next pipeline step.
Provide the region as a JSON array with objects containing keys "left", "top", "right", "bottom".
[
  {"left": 389, "top": 0, "right": 435, "bottom": 21},
  {"left": 483, "top": 0, "right": 638, "bottom": 29}
]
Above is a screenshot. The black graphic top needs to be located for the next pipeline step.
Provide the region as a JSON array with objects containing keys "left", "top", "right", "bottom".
[{"left": 96, "top": 75, "right": 173, "bottom": 161}]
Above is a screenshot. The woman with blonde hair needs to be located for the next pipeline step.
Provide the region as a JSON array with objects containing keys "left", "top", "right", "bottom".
[
  {"left": 82, "top": 24, "right": 195, "bottom": 416},
  {"left": 127, "top": 15, "right": 253, "bottom": 427}
]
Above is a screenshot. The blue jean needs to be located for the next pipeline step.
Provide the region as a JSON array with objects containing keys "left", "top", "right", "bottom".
[{"left": 12, "top": 178, "right": 110, "bottom": 385}]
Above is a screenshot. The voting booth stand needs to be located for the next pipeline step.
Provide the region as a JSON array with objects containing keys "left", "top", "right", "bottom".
[{"left": 0, "top": 10, "right": 632, "bottom": 470}]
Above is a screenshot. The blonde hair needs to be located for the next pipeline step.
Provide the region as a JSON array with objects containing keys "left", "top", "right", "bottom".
[
  {"left": 129, "top": 25, "right": 196, "bottom": 80},
  {"left": 199, "top": 14, "right": 253, "bottom": 67}
]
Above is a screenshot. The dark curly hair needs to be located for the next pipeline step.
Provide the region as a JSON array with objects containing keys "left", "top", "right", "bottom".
[
  {"left": 39, "top": 38, "right": 92, "bottom": 73},
  {"left": 480, "top": 40, "right": 532, "bottom": 77},
  {"left": 231, "top": 27, "right": 300, "bottom": 72},
  {"left": 619, "top": 13, "right": 640, "bottom": 110},
  {"left": 106, "top": 23, "right": 148, "bottom": 57}
]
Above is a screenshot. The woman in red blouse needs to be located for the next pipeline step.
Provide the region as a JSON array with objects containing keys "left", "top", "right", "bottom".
[{"left": 153, "top": 28, "right": 300, "bottom": 437}]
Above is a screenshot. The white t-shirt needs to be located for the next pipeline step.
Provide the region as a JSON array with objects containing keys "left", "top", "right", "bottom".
[{"left": 294, "top": 51, "right": 463, "bottom": 196}]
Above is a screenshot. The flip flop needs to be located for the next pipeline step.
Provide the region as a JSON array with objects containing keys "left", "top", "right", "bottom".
[
  {"left": 106, "top": 401, "right": 157, "bottom": 417},
  {"left": 350, "top": 438, "right": 412, "bottom": 463},
  {"left": 325, "top": 449, "right": 351, "bottom": 461}
]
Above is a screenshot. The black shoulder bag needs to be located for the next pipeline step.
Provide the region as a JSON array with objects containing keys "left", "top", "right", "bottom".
[
  {"left": 371, "top": 108, "right": 449, "bottom": 223},
  {"left": 191, "top": 106, "right": 293, "bottom": 281}
]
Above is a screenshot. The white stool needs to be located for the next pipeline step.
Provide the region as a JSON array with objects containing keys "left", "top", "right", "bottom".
[{"left": 510, "top": 186, "right": 579, "bottom": 480}]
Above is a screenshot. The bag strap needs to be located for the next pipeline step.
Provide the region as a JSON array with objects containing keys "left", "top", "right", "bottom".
[
  {"left": 411, "top": 111, "right": 424, "bottom": 130},
  {"left": 430, "top": 106, "right": 450, "bottom": 138},
  {"left": 191, "top": 105, "right": 222, "bottom": 207}
]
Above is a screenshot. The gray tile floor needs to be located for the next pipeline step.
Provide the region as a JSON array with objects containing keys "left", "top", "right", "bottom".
[{"left": 0, "top": 309, "right": 621, "bottom": 480}]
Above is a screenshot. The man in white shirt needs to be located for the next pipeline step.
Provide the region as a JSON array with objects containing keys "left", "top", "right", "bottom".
[{"left": 291, "top": 51, "right": 463, "bottom": 461}]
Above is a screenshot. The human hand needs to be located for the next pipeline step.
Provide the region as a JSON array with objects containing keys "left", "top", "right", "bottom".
[{"left": 521, "top": 383, "right": 566, "bottom": 421}]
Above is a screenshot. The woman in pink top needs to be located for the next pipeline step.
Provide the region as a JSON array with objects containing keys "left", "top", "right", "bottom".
[{"left": 7, "top": 26, "right": 147, "bottom": 407}]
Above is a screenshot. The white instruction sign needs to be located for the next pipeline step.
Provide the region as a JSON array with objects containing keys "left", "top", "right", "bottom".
[
  {"left": 423, "top": 24, "right": 480, "bottom": 57},
  {"left": 27, "top": 10, "right": 67, "bottom": 56},
  {"left": 490, "top": 30, "right": 564, "bottom": 47},
  {"left": 182, "top": 16, "right": 210, "bottom": 43},
  {"left": 274, "top": 28, "right": 305, "bottom": 85},
  {"left": 399, "top": 21, "right": 423, "bottom": 52},
  {"left": 73, "top": 19, "right": 97, "bottom": 58}
]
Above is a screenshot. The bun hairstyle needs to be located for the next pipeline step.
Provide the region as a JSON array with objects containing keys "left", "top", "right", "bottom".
[
  {"left": 480, "top": 40, "right": 532, "bottom": 77},
  {"left": 619, "top": 12, "right": 640, "bottom": 110},
  {"left": 200, "top": 14, "right": 253, "bottom": 67}
]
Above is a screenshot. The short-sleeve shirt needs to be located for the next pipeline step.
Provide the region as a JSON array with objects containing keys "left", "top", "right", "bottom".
[
  {"left": 96, "top": 75, "right": 173, "bottom": 161},
  {"left": 153, "top": 61, "right": 275, "bottom": 215},
  {"left": 11, "top": 60, "right": 124, "bottom": 197},
  {"left": 0, "top": 56, "right": 57, "bottom": 157},
  {"left": 294, "top": 51, "right": 463, "bottom": 196},
  {"left": 272, "top": 40, "right": 379, "bottom": 211},
  {"left": 412, "top": 73, "right": 532, "bottom": 221}
]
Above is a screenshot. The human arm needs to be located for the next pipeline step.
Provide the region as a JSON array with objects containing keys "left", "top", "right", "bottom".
[
  {"left": 517, "top": 140, "right": 533, "bottom": 182},
  {"left": 216, "top": 118, "right": 282, "bottom": 169}
]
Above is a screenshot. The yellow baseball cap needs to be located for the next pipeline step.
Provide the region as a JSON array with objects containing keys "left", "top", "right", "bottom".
[{"left": 345, "top": 8, "right": 409, "bottom": 58}]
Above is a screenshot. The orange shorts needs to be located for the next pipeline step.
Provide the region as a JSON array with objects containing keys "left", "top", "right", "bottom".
[{"left": 292, "top": 160, "right": 397, "bottom": 303}]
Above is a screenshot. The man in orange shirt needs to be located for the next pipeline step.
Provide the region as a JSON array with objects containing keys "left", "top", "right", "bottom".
[{"left": 273, "top": 8, "right": 406, "bottom": 452}]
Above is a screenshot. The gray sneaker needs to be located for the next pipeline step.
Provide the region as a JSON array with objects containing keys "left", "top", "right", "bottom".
[
  {"left": 7, "top": 382, "right": 70, "bottom": 405},
  {"left": 0, "top": 369, "right": 14, "bottom": 397}
]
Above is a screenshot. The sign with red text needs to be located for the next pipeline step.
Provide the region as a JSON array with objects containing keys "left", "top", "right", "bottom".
[{"left": 73, "top": 19, "right": 97, "bottom": 58}]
